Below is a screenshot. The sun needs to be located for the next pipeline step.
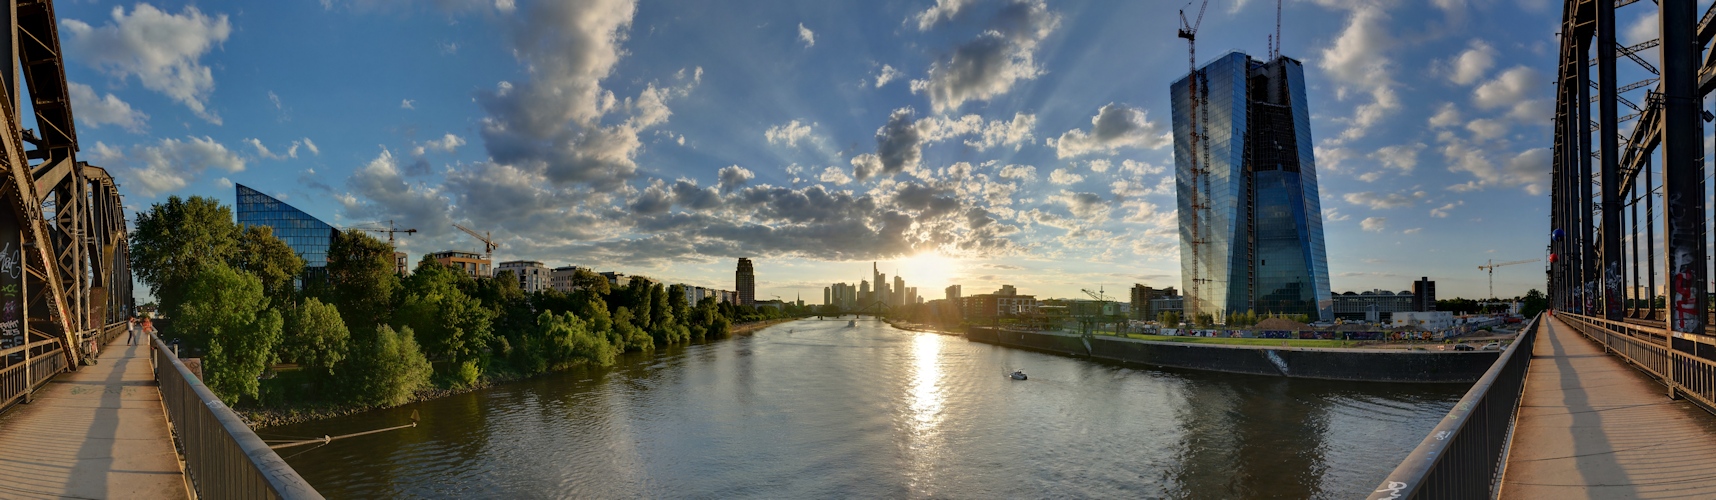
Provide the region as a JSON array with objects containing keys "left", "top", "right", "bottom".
[{"left": 892, "top": 252, "right": 962, "bottom": 293}]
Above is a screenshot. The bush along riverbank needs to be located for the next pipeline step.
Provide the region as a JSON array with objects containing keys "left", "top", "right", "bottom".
[
  {"left": 243, "top": 317, "right": 800, "bottom": 429},
  {"left": 131, "top": 195, "right": 821, "bottom": 429}
]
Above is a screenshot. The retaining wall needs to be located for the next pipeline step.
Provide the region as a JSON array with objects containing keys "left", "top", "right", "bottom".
[{"left": 966, "top": 327, "right": 1499, "bottom": 383}]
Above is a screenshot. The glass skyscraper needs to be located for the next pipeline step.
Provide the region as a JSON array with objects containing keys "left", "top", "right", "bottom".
[
  {"left": 1171, "top": 52, "right": 1331, "bottom": 322},
  {"left": 235, "top": 184, "right": 337, "bottom": 268}
]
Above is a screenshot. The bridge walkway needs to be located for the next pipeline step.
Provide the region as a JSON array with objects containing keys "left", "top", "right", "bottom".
[
  {"left": 1502, "top": 314, "right": 1716, "bottom": 498},
  {"left": 0, "top": 334, "right": 188, "bottom": 499}
]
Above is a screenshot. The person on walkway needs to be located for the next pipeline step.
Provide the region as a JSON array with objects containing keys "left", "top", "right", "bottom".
[
  {"left": 126, "top": 316, "right": 137, "bottom": 345},
  {"left": 141, "top": 315, "right": 155, "bottom": 341}
]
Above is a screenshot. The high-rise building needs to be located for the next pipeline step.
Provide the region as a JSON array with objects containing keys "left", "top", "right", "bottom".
[
  {"left": 235, "top": 184, "right": 337, "bottom": 269},
  {"left": 894, "top": 276, "right": 906, "bottom": 307},
  {"left": 1172, "top": 51, "right": 1331, "bottom": 322},
  {"left": 946, "top": 284, "right": 962, "bottom": 301},
  {"left": 997, "top": 284, "right": 1017, "bottom": 296},
  {"left": 1413, "top": 277, "right": 1436, "bottom": 312},
  {"left": 736, "top": 258, "right": 756, "bottom": 306}
]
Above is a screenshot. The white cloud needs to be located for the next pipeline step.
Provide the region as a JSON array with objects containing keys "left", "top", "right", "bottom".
[
  {"left": 1048, "top": 168, "right": 1084, "bottom": 185},
  {"left": 1324, "top": 207, "right": 1351, "bottom": 222},
  {"left": 68, "top": 82, "right": 147, "bottom": 132},
  {"left": 819, "top": 166, "right": 852, "bottom": 185},
  {"left": 401, "top": 99, "right": 416, "bottom": 109},
  {"left": 1403, "top": 227, "right": 1422, "bottom": 234},
  {"left": 1625, "top": 10, "right": 1658, "bottom": 45},
  {"left": 1318, "top": 5, "right": 1399, "bottom": 143},
  {"left": 1441, "top": 138, "right": 1549, "bottom": 195},
  {"left": 718, "top": 165, "right": 754, "bottom": 193},
  {"left": 106, "top": 136, "right": 246, "bottom": 197},
  {"left": 1361, "top": 217, "right": 1387, "bottom": 232},
  {"left": 798, "top": 23, "right": 815, "bottom": 48},
  {"left": 914, "top": 0, "right": 977, "bottom": 31},
  {"left": 1473, "top": 66, "right": 1542, "bottom": 110},
  {"left": 217, "top": 177, "right": 232, "bottom": 188},
  {"left": 911, "top": 0, "right": 1059, "bottom": 113},
  {"left": 1345, "top": 190, "right": 1426, "bottom": 209},
  {"left": 1466, "top": 118, "right": 1507, "bottom": 138},
  {"left": 999, "top": 164, "right": 1036, "bottom": 180},
  {"left": 267, "top": 91, "right": 282, "bottom": 110},
  {"left": 62, "top": 4, "right": 232, "bottom": 124},
  {"left": 414, "top": 133, "right": 466, "bottom": 155},
  {"left": 875, "top": 64, "right": 903, "bottom": 88},
  {"left": 1446, "top": 39, "right": 1496, "bottom": 85},
  {"left": 1371, "top": 142, "right": 1425, "bottom": 172},
  {"left": 917, "top": 112, "right": 1036, "bottom": 151},
  {"left": 765, "top": 120, "right": 814, "bottom": 147},
  {"left": 302, "top": 138, "right": 320, "bottom": 156},
  {"left": 1429, "top": 102, "right": 1462, "bottom": 128},
  {"left": 1430, "top": 201, "right": 1462, "bottom": 217},
  {"left": 1051, "top": 103, "right": 1170, "bottom": 158}
]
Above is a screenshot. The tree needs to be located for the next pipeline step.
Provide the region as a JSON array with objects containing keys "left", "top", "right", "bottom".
[
  {"left": 280, "top": 297, "right": 349, "bottom": 379},
  {"left": 229, "top": 224, "right": 304, "bottom": 303},
  {"left": 324, "top": 231, "right": 400, "bottom": 337},
  {"left": 1521, "top": 289, "right": 1548, "bottom": 318},
  {"left": 129, "top": 196, "right": 239, "bottom": 318},
  {"left": 396, "top": 261, "right": 494, "bottom": 384},
  {"left": 175, "top": 262, "right": 282, "bottom": 402},
  {"left": 341, "top": 324, "right": 431, "bottom": 406},
  {"left": 571, "top": 268, "right": 611, "bottom": 295}
]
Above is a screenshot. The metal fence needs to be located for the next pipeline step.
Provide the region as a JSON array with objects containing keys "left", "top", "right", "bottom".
[
  {"left": 0, "top": 340, "right": 66, "bottom": 410},
  {"left": 150, "top": 333, "right": 323, "bottom": 499},
  {"left": 1368, "top": 313, "right": 1541, "bottom": 499},
  {"left": 1559, "top": 312, "right": 1716, "bottom": 416}
]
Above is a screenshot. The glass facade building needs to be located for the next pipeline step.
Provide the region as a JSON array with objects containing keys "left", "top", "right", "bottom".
[
  {"left": 1171, "top": 52, "right": 1332, "bottom": 322},
  {"left": 235, "top": 184, "right": 337, "bottom": 268}
]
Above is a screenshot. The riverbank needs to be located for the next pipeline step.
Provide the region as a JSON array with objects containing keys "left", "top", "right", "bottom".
[
  {"left": 884, "top": 319, "right": 960, "bottom": 335},
  {"left": 245, "top": 318, "right": 806, "bottom": 429}
]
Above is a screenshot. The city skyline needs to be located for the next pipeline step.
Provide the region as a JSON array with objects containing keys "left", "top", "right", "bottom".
[{"left": 68, "top": 1, "right": 1562, "bottom": 302}]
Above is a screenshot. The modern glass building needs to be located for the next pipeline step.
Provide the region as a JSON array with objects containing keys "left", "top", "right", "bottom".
[
  {"left": 1171, "top": 52, "right": 1332, "bottom": 322},
  {"left": 235, "top": 184, "right": 337, "bottom": 268}
]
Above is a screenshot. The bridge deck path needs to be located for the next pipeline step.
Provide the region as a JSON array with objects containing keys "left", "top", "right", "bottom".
[
  {"left": 1502, "top": 315, "right": 1716, "bottom": 498},
  {"left": 0, "top": 335, "right": 189, "bottom": 499}
]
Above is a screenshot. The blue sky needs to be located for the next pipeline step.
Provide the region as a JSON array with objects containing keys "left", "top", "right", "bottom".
[{"left": 60, "top": 0, "right": 1642, "bottom": 302}]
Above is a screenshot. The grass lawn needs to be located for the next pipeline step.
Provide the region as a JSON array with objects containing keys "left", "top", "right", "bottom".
[{"left": 1116, "top": 333, "right": 1359, "bottom": 348}]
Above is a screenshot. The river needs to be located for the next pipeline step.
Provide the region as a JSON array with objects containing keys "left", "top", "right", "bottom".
[{"left": 265, "top": 318, "right": 1464, "bottom": 498}]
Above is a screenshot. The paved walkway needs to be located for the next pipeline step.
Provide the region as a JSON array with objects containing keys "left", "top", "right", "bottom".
[
  {"left": 0, "top": 335, "right": 189, "bottom": 499},
  {"left": 1503, "top": 315, "right": 1716, "bottom": 498}
]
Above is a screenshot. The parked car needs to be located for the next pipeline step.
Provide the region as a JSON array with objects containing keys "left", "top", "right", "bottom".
[
  {"left": 1481, "top": 342, "right": 1502, "bottom": 351},
  {"left": 1452, "top": 344, "right": 1475, "bottom": 351}
]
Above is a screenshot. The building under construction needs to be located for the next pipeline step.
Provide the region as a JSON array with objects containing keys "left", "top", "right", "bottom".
[{"left": 1171, "top": 51, "right": 1331, "bottom": 322}]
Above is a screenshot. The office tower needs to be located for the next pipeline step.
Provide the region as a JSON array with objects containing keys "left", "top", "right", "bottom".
[
  {"left": 235, "top": 184, "right": 336, "bottom": 269},
  {"left": 894, "top": 276, "right": 906, "bottom": 307},
  {"left": 736, "top": 258, "right": 756, "bottom": 306},
  {"left": 946, "top": 284, "right": 962, "bottom": 301},
  {"left": 1413, "top": 277, "right": 1436, "bottom": 312},
  {"left": 1172, "top": 51, "right": 1331, "bottom": 322}
]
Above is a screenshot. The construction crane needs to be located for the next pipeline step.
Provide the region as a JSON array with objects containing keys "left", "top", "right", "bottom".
[
  {"left": 1081, "top": 286, "right": 1113, "bottom": 302},
  {"left": 453, "top": 223, "right": 499, "bottom": 260},
  {"left": 347, "top": 220, "right": 416, "bottom": 248},
  {"left": 1178, "top": 0, "right": 1212, "bottom": 319},
  {"left": 1478, "top": 258, "right": 1540, "bottom": 302}
]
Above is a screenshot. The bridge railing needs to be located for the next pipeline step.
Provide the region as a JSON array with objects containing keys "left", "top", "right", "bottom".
[
  {"left": 0, "top": 339, "right": 67, "bottom": 410},
  {"left": 1368, "top": 312, "right": 1540, "bottom": 500},
  {"left": 1560, "top": 312, "right": 1716, "bottom": 415},
  {"left": 150, "top": 333, "right": 323, "bottom": 499}
]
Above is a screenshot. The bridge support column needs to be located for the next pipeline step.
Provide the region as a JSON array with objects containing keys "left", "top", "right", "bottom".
[{"left": 1660, "top": 0, "right": 1707, "bottom": 340}]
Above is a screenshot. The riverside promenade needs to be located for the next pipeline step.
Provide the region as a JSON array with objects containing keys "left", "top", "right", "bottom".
[
  {"left": 1502, "top": 315, "right": 1716, "bottom": 498},
  {"left": 0, "top": 335, "right": 188, "bottom": 499}
]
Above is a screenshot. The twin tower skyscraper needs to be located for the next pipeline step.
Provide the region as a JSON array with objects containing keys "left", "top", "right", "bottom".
[{"left": 1171, "top": 51, "right": 1332, "bottom": 322}]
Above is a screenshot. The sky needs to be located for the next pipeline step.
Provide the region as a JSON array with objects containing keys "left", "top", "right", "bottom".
[{"left": 53, "top": 0, "right": 1658, "bottom": 303}]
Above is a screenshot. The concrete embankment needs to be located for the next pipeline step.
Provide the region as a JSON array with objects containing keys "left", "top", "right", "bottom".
[{"left": 966, "top": 327, "right": 1498, "bottom": 383}]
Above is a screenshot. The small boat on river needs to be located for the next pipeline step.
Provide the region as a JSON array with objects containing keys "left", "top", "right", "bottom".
[
  {"left": 1010, "top": 370, "right": 1028, "bottom": 381},
  {"left": 847, "top": 320, "right": 856, "bottom": 327}
]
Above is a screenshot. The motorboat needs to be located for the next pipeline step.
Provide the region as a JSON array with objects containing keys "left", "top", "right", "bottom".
[
  {"left": 847, "top": 320, "right": 856, "bottom": 327},
  {"left": 1010, "top": 370, "right": 1028, "bottom": 381}
]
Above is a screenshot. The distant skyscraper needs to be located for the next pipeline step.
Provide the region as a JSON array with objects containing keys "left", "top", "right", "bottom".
[
  {"left": 946, "top": 284, "right": 962, "bottom": 301},
  {"left": 1172, "top": 51, "right": 1331, "bottom": 322},
  {"left": 736, "top": 258, "right": 756, "bottom": 306},
  {"left": 1413, "top": 277, "right": 1436, "bottom": 312},
  {"left": 893, "top": 275, "right": 906, "bottom": 307}
]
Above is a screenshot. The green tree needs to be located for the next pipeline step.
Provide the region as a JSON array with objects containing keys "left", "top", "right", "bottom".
[
  {"left": 229, "top": 225, "right": 304, "bottom": 303},
  {"left": 129, "top": 196, "right": 239, "bottom": 318},
  {"left": 396, "top": 261, "right": 494, "bottom": 382},
  {"left": 341, "top": 324, "right": 432, "bottom": 406},
  {"left": 175, "top": 263, "right": 282, "bottom": 402},
  {"left": 324, "top": 231, "right": 400, "bottom": 336},
  {"left": 1521, "top": 289, "right": 1548, "bottom": 318},
  {"left": 279, "top": 297, "right": 350, "bottom": 378},
  {"left": 571, "top": 268, "right": 611, "bottom": 295}
]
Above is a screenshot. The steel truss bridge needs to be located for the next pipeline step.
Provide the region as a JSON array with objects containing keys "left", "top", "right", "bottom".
[{"left": 0, "top": 0, "right": 136, "bottom": 410}]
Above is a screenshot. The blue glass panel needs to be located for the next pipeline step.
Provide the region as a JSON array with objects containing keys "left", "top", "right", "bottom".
[{"left": 234, "top": 184, "right": 337, "bottom": 268}]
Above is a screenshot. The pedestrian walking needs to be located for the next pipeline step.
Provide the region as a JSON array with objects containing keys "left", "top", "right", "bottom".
[
  {"left": 141, "top": 315, "right": 155, "bottom": 340},
  {"left": 128, "top": 316, "right": 140, "bottom": 345}
]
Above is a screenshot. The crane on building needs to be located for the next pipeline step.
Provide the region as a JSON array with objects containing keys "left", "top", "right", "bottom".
[
  {"left": 347, "top": 220, "right": 417, "bottom": 248},
  {"left": 1478, "top": 258, "right": 1540, "bottom": 302},
  {"left": 453, "top": 223, "right": 499, "bottom": 260},
  {"left": 1081, "top": 286, "right": 1113, "bottom": 302},
  {"left": 1178, "top": 0, "right": 1212, "bottom": 320}
]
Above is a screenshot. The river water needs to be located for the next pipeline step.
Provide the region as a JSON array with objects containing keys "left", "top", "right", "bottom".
[{"left": 266, "top": 319, "right": 1464, "bottom": 498}]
